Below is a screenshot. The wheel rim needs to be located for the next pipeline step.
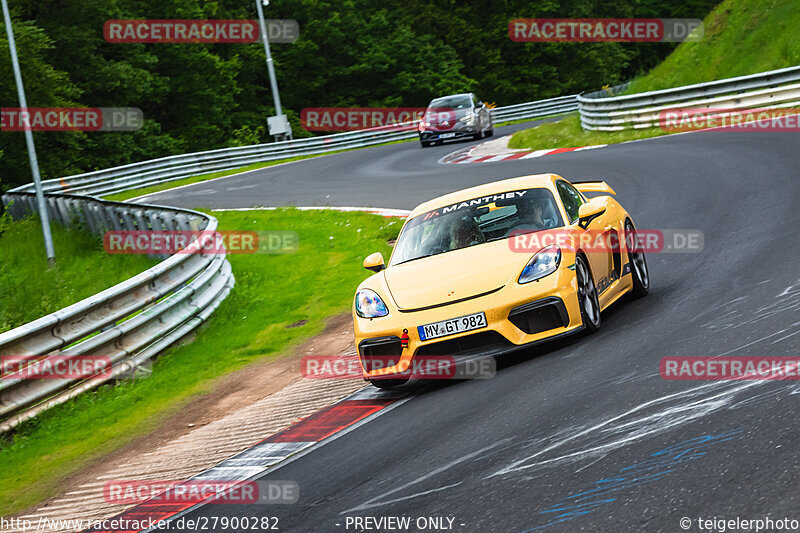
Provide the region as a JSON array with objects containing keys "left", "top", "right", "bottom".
[
  {"left": 577, "top": 258, "right": 600, "bottom": 326},
  {"left": 626, "top": 224, "right": 650, "bottom": 289}
]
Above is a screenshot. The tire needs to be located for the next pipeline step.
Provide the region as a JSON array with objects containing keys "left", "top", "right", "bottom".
[
  {"left": 420, "top": 139, "right": 430, "bottom": 148},
  {"left": 472, "top": 131, "right": 482, "bottom": 140},
  {"left": 369, "top": 378, "right": 408, "bottom": 389},
  {"left": 485, "top": 128, "right": 494, "bottom": 137},
  {"left": 575, "top": 255, "right": 601, "bottom": 333},
  {"left": 625, "top": 221, "right": 650, "bottom": 297}
]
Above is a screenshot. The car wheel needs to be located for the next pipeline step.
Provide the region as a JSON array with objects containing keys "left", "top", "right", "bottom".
[
  {"left": 420, "top": 140, "right": 430, "bottom": 148},
  {"left": 472, "top": 131, "right": 482, "bottom": 140},
  {"left": 485, "top": 128, "right": 494, "bottom": 137},
  {"left": 576, "top": 255, "right": 601, "bottom": 333},
  {"left": 625, "top": 221, "right": 650, "bottom": 297},
  {"left": 370, "top": 378, "right": 408, "bottom": 389}
]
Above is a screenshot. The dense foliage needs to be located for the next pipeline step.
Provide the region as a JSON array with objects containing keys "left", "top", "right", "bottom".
[{"left": 0, "top": 0, "right": 719, "bottom": 191}]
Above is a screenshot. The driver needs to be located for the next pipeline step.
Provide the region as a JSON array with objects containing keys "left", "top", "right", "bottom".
[
  {"left": 449, "top": 215, "right": 484, "bottom": 250},
  {"left": 515, "top": 197, "right": 558, "bottom": 232}
]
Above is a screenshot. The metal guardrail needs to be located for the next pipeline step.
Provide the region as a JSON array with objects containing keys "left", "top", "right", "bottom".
[
  {"left": 8, "top": 96, "right": 578, "bottom": 198},
  {"left": 0, "top": 191, "right": 234, "bottom": 432},
  {"left": 578, "top": 65, "right": 800, "bottom": 131}
]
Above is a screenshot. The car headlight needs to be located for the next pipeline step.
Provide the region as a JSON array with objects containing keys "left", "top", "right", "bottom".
[
  {"left": 459, "top": 113, "right": 475, "bottom": 125},
  {"left": 418, "top": 121, "right": 430, "bottom": 132},
  {"left": 355, "top": 289, "right": 389, "bottom": 318},
  {"left": 518, "top": 245, "right": 561, "bottom": 284}
]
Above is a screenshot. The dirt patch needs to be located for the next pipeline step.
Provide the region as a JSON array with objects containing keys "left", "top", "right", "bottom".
[{"left": 28, "top": 312, "right": 355, "bottom": 515}]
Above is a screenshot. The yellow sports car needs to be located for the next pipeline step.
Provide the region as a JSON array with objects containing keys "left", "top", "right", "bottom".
[{"left": 353, "top": 174, "right": 650, "bottom": 387}]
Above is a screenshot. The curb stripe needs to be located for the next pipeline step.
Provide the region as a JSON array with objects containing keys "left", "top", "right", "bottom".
[
  {"left": 263, "top": 399, "right": 395, "bottom": 443},
  {"left": 441, "top": 144, "right": 606, "bottom": 164},
  {"left": 504, "top": 151, "right": 532, "bottom": 161},
  {"left": 545, "top": 147, "right": 579, "bottom": 155},
  {"left": 82, "top": 394, "right": 404, "bottom": 532}
]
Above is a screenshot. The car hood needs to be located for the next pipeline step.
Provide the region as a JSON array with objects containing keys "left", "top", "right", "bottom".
[
  {"left": 384, "top": 240, "right": 528, "bottom": 310},
  {"left": 424, "top": 107, "right": 471, "bottom": 125}
]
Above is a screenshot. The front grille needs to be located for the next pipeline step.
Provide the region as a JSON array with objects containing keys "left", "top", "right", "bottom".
[
  {"left": 414, "top": 331, "right": 512, "bottom": 358},
  {"left": 359, "top": 336, "right": 402, "bottom": 372},
  {"left": 508, "top": 298, "right": 568, "bottom": 335}
]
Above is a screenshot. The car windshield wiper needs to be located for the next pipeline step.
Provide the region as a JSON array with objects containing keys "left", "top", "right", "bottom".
[{"left": 394, "top": 253, "right": 435, "bottom": 266}]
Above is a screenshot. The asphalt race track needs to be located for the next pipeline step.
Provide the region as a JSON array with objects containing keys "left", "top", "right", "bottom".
[{"left": 148, "top": 121, "right": 800, "bottom": 532}]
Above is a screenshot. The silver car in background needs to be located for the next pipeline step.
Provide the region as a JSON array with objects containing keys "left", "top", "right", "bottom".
[{"left": 418, "top": 93, "right": 493, "bottom": 148}]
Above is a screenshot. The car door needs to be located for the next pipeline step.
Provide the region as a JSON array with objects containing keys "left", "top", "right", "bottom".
[{"left": 555, "top": 180, "right": 614, "bottom": 295}]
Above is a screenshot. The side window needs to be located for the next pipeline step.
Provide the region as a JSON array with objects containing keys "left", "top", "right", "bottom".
[{"left": 556, "top": 181, "right": 584, "bottom": 223}]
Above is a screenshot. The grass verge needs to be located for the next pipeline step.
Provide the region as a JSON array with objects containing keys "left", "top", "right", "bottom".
[
  {"left": 507, "top": 115, "right": 668, "bottom": 151},
  {"left": 0, "top": 208, "right": 398, "bottom": 516},
  {"left": 0, "top": 214, "right": 157, "bottom": 334},
  {"left": 625, "top": 0, "right": 800, "bottom": 94}
]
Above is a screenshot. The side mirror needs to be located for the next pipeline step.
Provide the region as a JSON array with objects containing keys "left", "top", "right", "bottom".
[
  {"left": 577, "top": 200, "right": 606, "bottom": 229},
  {"left": 363, "top": 252, "right": 385, "bottom": 273}
]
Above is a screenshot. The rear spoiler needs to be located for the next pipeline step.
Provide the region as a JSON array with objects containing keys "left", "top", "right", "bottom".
[{"left": 572, "top": 180, "right": 616, "bottom": 195}]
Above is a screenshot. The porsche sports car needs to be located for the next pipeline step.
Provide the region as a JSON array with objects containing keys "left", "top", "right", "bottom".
[
  {"left": 418, "top": 93, "right": 493, "bottom": 147},
  {"left": 353, "top": 174, "right": 650, "bottom": 387}
]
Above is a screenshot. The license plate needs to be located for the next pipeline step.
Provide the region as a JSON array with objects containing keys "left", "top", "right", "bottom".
[
  {"left": 440, "top": 132, "right": 456, "bottom": 139},
  {"left": 418, "top": 312, "right": 487, "bottom": 341}
]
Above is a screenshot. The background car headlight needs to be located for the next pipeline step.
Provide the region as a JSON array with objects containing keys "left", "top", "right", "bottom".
[
  {"left": 355, "top": 289, "right": 389, "bottom": 318},
  {"left": 518, "top": 245, "right": 561, "bottom": 284},
  {"left": 459, "top": 113, "right": 475, "bottom": 125}
]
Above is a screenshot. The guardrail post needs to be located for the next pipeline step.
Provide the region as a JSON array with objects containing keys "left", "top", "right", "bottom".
[
  {"left": 103, "top": 205, "right": 124, "bottom": 231},
  {"left": 118, "top": 208, "right": 137, "bottom": 231},
  {"left": 132, "top": 209, "right": 150, "bottom": 231},
  {"left": 54, "top": 197, "right": 71, "bottom": 227}
]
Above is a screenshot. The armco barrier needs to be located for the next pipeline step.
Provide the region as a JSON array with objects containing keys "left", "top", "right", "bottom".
[
  {"left": 0, "top": 192, "right": 234, "bottom": 432},
  {"left": 7, "top": 96, "right": 578, "bottom": 198},
  {"left": 578, "top": 65, "right": 800, "bottom": 131}
]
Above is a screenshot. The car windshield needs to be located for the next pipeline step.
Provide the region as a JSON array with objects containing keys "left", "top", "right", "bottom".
[
  {"left": 391, "top": 188, "right": 563, "bottom": 266},
  {"left": 428, "top": 96, "right": 472, "bottom": 110}
]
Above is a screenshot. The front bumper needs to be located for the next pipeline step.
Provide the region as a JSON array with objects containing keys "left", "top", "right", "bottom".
[
  {"left": 354, "top": 264, "right": 583, "bottom": 380},
  {"left": 419, "top": 124, "right": 478, "bottom": 142}
]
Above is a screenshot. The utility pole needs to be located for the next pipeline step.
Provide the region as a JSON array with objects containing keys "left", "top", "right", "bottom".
[
  {"left": 255, "top": 0, "right": 292, "bottom": 141},
  {"left": 2, "top": 0, "right": 55, "bottom": 264}
]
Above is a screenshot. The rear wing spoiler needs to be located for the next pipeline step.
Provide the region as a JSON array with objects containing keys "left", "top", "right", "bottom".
[{"left": 572, "top": 180, "right": 616, "bottom": 195}]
